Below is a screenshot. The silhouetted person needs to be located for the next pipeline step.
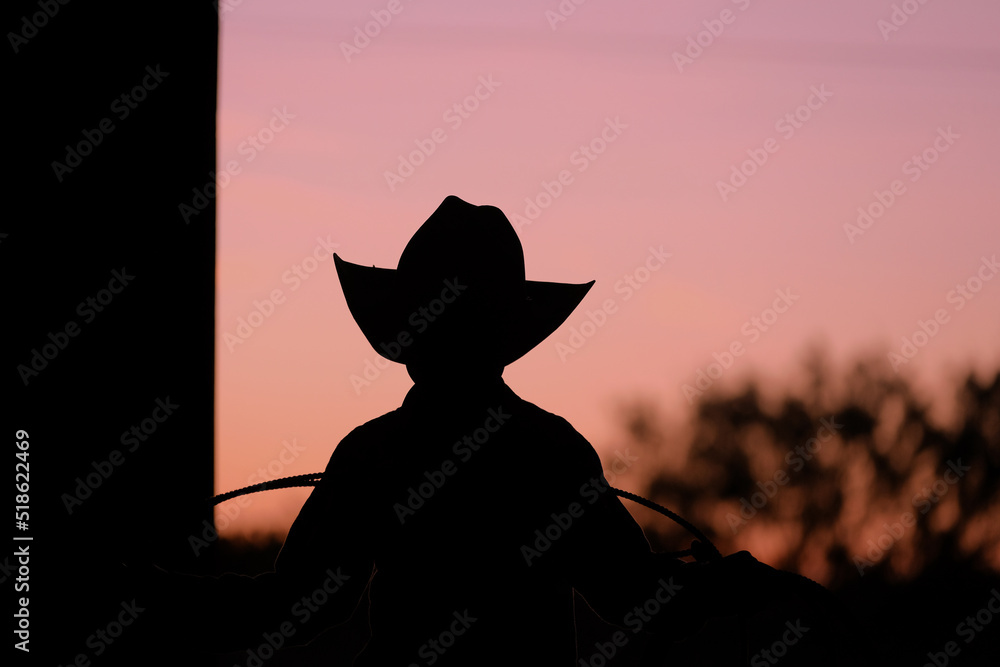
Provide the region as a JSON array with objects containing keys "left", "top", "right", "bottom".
[{"left": 142, "top": 196, "right": 772, "bottom": 666}]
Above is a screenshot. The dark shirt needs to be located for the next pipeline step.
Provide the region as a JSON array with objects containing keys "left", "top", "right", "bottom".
[{"left": 179, "top": 378, "right": 710, "bottom": 666}]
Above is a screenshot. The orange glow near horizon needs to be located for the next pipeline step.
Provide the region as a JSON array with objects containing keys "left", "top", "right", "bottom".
[{"left": 215, "top": 1, "right": 1000, "bottom": 538}]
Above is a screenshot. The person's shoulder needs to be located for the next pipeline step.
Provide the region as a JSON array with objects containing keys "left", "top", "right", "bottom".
[
  {"left": 508, "top": 388, "right": 585, "bottom": 434},
  {"left": 326, "top": 409, "right": 404, "bottom": 467},
  {"left": 511, "top": 392, "right": 602, "bottom": 462},
  {"left": 518, "top": 398, "right": 586, "bottom": 438},
  {"left": 346, "top": 409, "right": 404, "bottom": 438}
]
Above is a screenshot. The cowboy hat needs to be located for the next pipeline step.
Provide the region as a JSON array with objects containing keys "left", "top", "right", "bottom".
[{"left": 334, "top": 195, "right": 594, "bottom": 367}]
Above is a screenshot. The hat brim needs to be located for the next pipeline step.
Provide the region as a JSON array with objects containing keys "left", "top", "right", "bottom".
[{"left": 334, "top": 254, "right": 594, "bottom": 366}]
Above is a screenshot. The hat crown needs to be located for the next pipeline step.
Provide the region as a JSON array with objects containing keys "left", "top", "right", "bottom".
[{"left": 397, "top": 196, "right": 525, "bottom": 308}]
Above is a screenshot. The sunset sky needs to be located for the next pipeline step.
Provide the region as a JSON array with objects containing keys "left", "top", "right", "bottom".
[{"left": 215, "top": 0, "right": 1000, "bottom": 535}]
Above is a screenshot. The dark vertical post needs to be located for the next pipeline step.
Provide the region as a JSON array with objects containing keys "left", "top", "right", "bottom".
[{"left": 8, "top": 2, "right": 218, "bottom": 664}]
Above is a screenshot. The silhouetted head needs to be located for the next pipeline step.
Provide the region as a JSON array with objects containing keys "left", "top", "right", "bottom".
[{"left": 334, "top": 196, "right": 594, "bottom": 383}]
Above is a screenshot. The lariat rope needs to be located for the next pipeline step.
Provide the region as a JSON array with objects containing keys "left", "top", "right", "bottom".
[{"left": 209, "top": 473, "right": 720, "bottom": 561}]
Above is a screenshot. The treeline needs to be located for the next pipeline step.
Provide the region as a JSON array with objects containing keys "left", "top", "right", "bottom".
[{"left": 623, "top": 351, "right": 1000, "bottom": 589}]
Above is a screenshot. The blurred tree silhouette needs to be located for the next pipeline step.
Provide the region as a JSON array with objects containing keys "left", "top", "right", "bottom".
[{"left": 628, "top": 349, "right": 1000, "bottom": 590}]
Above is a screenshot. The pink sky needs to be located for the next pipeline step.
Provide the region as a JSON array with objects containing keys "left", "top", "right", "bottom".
[{"left": 215, "top": 0, "right": 1000, "bottom": 535}]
